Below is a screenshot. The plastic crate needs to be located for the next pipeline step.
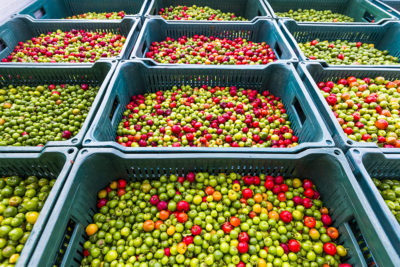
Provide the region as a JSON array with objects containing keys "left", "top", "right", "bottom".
[
  {"left": 30, "top": 148, "right": 400, "bottom": 266},
  {"left": 371, "top": 0, "right": 400, "bottom": 17},
  {"left": 0, "top": 16, "right": 141, "bottom": 61},
  {"left": 144, "top": 0, "right": 271, "bottom": 22},
  {"left": 298, "top": 61, "right": 400, "bottom": 153},
  {"left": 83, "top": 60, "right": 333, "bottom": 153},
  {"left": 0, "top": 60, "right": 117, "bottom": 152},
  {"left": 18, "top": 0, "right": 149, "bottom": 19},
  {"left": 130, "top": 18, "right": 297, "bottom": 64},
  {"left": 279, "top": 19, "right": 400, "bottom": 66},
  {"left": 347, "top": 148, "right": 400, "bottom": 258},
  {"left": 264, "top": 0, "right": 397, "bottom": 23},
  {"left": 0, "top": 146, "right": 77, "bottom": 267}
]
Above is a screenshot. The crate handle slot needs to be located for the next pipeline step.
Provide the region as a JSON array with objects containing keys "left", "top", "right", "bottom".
[
  {"left": 346, "top": 217, "right": 377, "bottom": 265},
  {"left": 33, "top": 7, "right": 46, "bottom": 19},
  {"left": 53, "top": 219, "right": 77, "bottom": 266},
  {"left": 274, "top": 43, "right": 282, "bottom": 58},
  {"left": 363, "top": 11, "right": 375, "bottom": 23},
  {"left": 141, "top": 41, "right": 147, "bottom": 55},
  {"left": 109, "top": 95, "right": 120, "bottom": 122},
  {"left": 257, "top": 10, "right": 262, "bottom": 17},
  {"left": 292, "top": 97, "right": 306, "bottom": 126},
  {"left": 0, "top": 39, "right": 6, "bottom": 52}
]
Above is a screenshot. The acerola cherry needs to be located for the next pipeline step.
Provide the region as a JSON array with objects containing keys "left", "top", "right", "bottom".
[
  {"left": 177, "top": 200, "right": 190, "bottom": 212},
  {"left": 150, "top": 195, "right": 160, "bottom": 206},
  {"left": 237, "top": 242, "right": 249, "bottom": 253},
  {"left": 191, "top": 225, "right": 202, "bottom": 235},
  {"left": 321, "top": 214, "right": 332, "bottom": 226},
  {"left": 222, "top": 222, "right": 233, "bottom": 234},
  {"left": 324, "top": 242, "right": 337, "bottom": 255},
  {"left": 242, "top": 188, "right": 253, "bottom": 199},
  {"left": 288, "top": 239, "right": 300, "bottom": 253},
  {"left": 280, "top": 210, "right": 293, "bottom": 223},
  {"left": 238, "top": 232, "right": 249, "bottom": 243}
]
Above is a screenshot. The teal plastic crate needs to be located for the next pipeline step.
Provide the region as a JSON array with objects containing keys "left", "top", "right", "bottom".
[
  {"left": 279, "top": 19, "right": 400, "bottom": 66},
  {"left": 130, "top": 18, "right": 297, "bottom": 64},
  {"left": 29, "top": 148, "right": 399, "bottom": 266},
  {"left": 18, "top": 0, "right": 148, "bottom": 19},
  {"left": 298, "top": 61, "right": 400, "bottom": 153},
  {"left": 83, "top": 60, "right": 333, "bottom": 153},
  {"left": 371, "top": 0, "right": 400, "bottom": 16},
  {"left": 347, "top": 148, "right": 400, "bottom": 259},
  {"left": 144, "top": 0, "right": 271, "bottom": 22},
  {"left": 0, "top": 16, "right": 141, "bottom": 61},
  {"left": 264, "top": 0, "right": 397, "bottom": 23},
  {"left": 0, "top": 147, "right": 77, "bottom": 267},
  {"left": 0, "top": 60, "right": 117, "bottom": 153}
]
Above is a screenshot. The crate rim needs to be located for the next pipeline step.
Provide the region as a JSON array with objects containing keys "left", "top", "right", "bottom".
[
  {"left": 263, "top": 0, "right": 398, "bottom": 23},
  {"left": 279, "top": 18, "right": 400, "bottom": 67},
  {"left": 82, "top": 59, "right": 335, "bottom": 153},
  {"left": 0, "top": 59, "right": 118, "bottom": 153},
  {"left": 1, "top": 15, "right": 141, "bottom": 62},
  {"left": 143, "top": 0, "right": 273, "bottom": 22},
  {"left": 298, "top": 61, "right": 400, "bottom": 153},
  {"left": 31, "top": 147, "right": 400, "bottom": 266},
  {"left": 16, "top": 0, "right": 149, "bottom": 19},
  {"left": 3, "top": 146, "right": 78, "bottom": 267},
  {"left": 346, "top": 147, "right": 400, "bottom": 255},
  {"left": 130, "top": 17, "right": 299, "bottom": 63}
]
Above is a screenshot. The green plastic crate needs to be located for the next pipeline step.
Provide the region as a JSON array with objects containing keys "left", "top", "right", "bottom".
[
  {"left": 0, "top": 147, "right": 77, "bottom": 267},
  {"left": 0, "top": 16, "right": 141, "bottom": 61},
  {"left": 371, "top": 0, "right": 400, "bottom": 17},
  {"left": 0, "top": 60, "right": 117, "bottom": 152},
  {"left": 347, "top": 148, "right": 400, "bottom": 258},
  {"left": 298, "top": 61, "right": 400, "bottom": 153},
  {"left": 279, "top": 19, "right": 400, "bottom": 66},
  {"left": 18, "top": 0, "right": 149, "bottom": 19},
  {"left": 30, "top": 148, "right": 399, "bottom": 266},
  {"left": 264, "top": 0, "right": 397, "bottom": 23},
  {"left": 83, "top": 60, "right": 334, "bottom": 153},
  {"left": 130, "top": 18, "right": 297, "bottom": 63},
  {"left": 144, "top": 0, "right": 271, "bottom": 22}
]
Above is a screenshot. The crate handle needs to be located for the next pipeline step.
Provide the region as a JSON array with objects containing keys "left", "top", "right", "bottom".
[
  {"left": 0, "top": 39, "right": 6, "bottom": 52},
  {"left": 363, "top": 11, "right": 375, "bottom": 23},
  {"left": 292, "top": 97, "right": 306, "bottom": 126},
  {"left": 274, "top": 43, "right": 282, "bottom": 59},
  {"left": 33, "top": 7, "right": 46, "bottom": 19},
  {"left": 109, "top": 95, "right": 120, "bottom": 123},
  {"left": 141, "top": 40, "right": 147, "bottom": 56},
  {"left": 53, "top": 219, "right": 77, "bottom": 266}
]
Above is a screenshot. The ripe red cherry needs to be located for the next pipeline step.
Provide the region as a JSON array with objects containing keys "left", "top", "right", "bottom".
[
  {"left": 237, "top": 242, "right": 249, "bottom": 253},
  {"left": 321, "top": 214, "right": 332, "bottom": 226},
  {"left": 177, "top": 200, "right": 190, "bottom": 212},
  {"left": 191, "top": 225, "right": 202, "bottom": 235},
  {"left": 280, "top": 210, "right": 293, "bottom": 223},
  {"left": 222, "top": 222, "right": 233, "bottom": 234},
  {"left": 97, "top": 198, "right": 107, "bottom": 208},
  {"left": 323, "top": 242, "right": 337, "bottom": 255},
  {"left": 157, "top": 201, "right": 168, "bottom": 211},
  {"left": 150, "top": 195, "right": 160, "bottom": 206},
  {"left": 118, "top": 179, "right": 126, "bottom": 188},
  {"left": 242, "top": 188, "right": 253, "bottom": 199},
  {"left": 183, "top": 235, "right": 194, "bottom": 245},
  {"left": 293, "top": 196, "right": 303, "bottom": 206},
  {"left": 303, "top": 198, "right": 313, "bottom": 208},
  {"left": 238, "top": 232, "right": 249, "bottom": 243},
  {"left": 264, "top": 180, "right": 274, "bottom": 190},
  {"left": 304, "top": 188, "right": 314, "bottom": 198},
  {"left": 303, "top": 179, "right": 313, "bottom": 189},
  {"left": 288, "top": 239, "right": 300, "bottom": 253}
]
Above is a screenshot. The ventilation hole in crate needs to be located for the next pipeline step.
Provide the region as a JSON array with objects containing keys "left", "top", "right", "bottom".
[
  {"left": 34, "top": 7, "right": 46, "bottom": 19},
  {"left": 348, "top": 218, "right": 376, "bottom": 267},
  {"left": 0, "top": 39, "right": 6, "bottom": 53},
  {"left": 363, "top": 11, "right": 375, "bottom": 23},
  {"left": 53, "top": 219, "right": 76, "bottom": 266}
]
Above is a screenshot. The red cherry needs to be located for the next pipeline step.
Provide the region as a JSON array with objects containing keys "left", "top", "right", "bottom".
[
  {"left": 237, "top": 242, "right": 249, "bottom": 253},
  {"left": 280, "top": 210, "right": 293, "bottom": 223},
  {"left": 323, "top": 242, "right": 337, "bottom": 255},
  {"left": 191, "top": 225, "right": 202, "bottom": 235},
  {"left": 238, "top": 232, "right": 249, "bottom": 243},
  {"left": 288, "top": 239, "right": 300, "bottom": 253},
  {"left": 242, "top": 188, "right": 253, "bottom": 199}
]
